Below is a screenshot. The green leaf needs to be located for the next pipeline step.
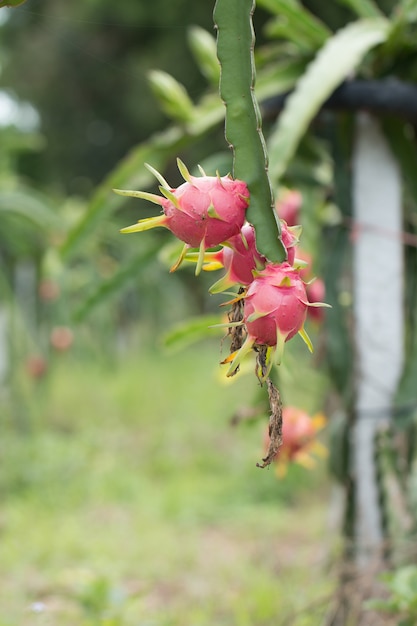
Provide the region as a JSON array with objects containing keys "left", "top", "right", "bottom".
[
  {"left": 187, "top": 26, "right": 220, "bottom": 88},
  {"left": 258, "top": 0, "right": 331, "bottom": 50},
  {"left": 334, "top": 0, "right": 383, "bottom": 18},
  {"left": 214, "top": 0, "right": 285, "bottom": 263},
  {"left": 267, "top": 17, "right": 389, "bottom": 185},
  {"left": 59, "top": 87, "right": 233, "bottom": 262},
  {"left": 148, "top": 70, "right": 196, "bottom": 124},
  {"left": 59, "top": 12, "right": 304, "bottom": 264},
  {"left": 73, "top": 241, "right": 160, "bottom": 322},
  {"left": 161, "top": 314, "right": 224, "bottom": 352},
  {"left": 255, "top": 58, "right": 306, "bottom": 100},
  {"left": 0, "top": 190, "right": 57, "bottom": 230},
  {"left": 59, "top": 126, "right": 186, "bottom": 260},
  {"left": 398, "top": 0, "right": 417, "bottom": 22}
]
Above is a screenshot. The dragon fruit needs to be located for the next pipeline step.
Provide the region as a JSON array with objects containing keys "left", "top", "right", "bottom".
[
  {"left": 279, "top": 220, "right": 301, "bottom": 266},
  {"left": 223, "top": 262, "right": 328, "bottom": 378},
  {"left": 188, "top": 223, "right": 266, "bottom": 293},
  {"left": 275, "top": 189, "right": 302, "bottom": 227},
  {"left": 264, "top": 406, "right": 327, "bottom": 476},
  {"left": 306, "top": 278, "right": 326, "bottom": 324},
  {"left": 115, "top": 159, "right": 249, "bottom": 274},
  {"left": 186, "top": 220, "right": 299, "bottom": 293},
  {"left": 294, "top": 249, "right": 327, "bottom": 324},
  {"left": 244, "top": 263, "right": 310, "bottom": 344}
]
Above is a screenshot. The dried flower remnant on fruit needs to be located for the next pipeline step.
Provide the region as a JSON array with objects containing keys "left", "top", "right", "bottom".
[{"left": 256, "top": 346, "right": 283, "bottom": 469}]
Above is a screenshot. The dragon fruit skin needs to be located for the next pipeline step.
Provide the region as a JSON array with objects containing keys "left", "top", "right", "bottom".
[
  {"left": 223, "top": 224, "right": 266, "bottom": 282},
  {"left": 223, "top": 263, "right": 315, "bottom": 378},
  {"left": 116, "top": 159, "right": 249, "bottom": 274},
  {"left": 275, "top": 189, "right": 302, "bottom": 227},
  {"left": 279, "top": 220, "right": 301, "bottom": 266},
  {"left": 207, "top": 223, "right": 266, "bottom": 292},
  {"left": 306, "top": 277, "right": 326, "bottom": 323},
  {"left": 195, "top": 220, "right": 299, "bottom": 293},
  {"left": 164, "top": 175, "right": 249, "bottom": 247},
  {"left": 244, "top": 263, "right": 309, "bottom": 346}
]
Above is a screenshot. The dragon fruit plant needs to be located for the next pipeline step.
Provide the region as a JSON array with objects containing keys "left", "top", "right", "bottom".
[
  {"left": 115, "top": 0, "right": 329, "bottom": 468},
  {"left": 117, "top": 159, "right": 327, "bottom": 378}
]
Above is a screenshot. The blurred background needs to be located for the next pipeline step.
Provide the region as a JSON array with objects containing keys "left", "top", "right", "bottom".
[
  {"left": 2, "top": 0, "right": 417, "bottom": 624},
  {"left": 0, "top": 3, "right": 333, "bottom": 624}
]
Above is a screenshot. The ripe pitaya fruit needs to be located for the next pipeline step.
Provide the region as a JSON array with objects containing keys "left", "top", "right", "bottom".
[
  {"left": 187, "top": 223, "right": 266, "bottom": 293},
  {"left": 223, "top": 263, "right": 329, "bottom": 378},
  {"left": 186, "top": 220, "right": 299, "bottom": 293},
  {"left": 115, "top": 159, "right": 249, "bottom": 274},
  {"left": 306, "top": 278, "right": 326, "bottom": 324},
  {"left": 264, "top": 406, "right": 327, "bottom": 476}
]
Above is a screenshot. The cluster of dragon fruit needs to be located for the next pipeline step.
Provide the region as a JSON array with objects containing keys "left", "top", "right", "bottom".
[
  {"left": 116, "top": 160, "right": 330, "bottom": 469},
  {"left": 116, "top": 159, "right": 327, "bottom": 383}
]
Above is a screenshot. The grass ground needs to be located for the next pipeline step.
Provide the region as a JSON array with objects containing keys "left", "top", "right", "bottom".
[{"left": 0, "top": 332, "right": 337, "bottom": 625}]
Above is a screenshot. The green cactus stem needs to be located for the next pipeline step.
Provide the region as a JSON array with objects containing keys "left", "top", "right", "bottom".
[{"left": 213, "top": 0, "right": 285, "bottom": 263}]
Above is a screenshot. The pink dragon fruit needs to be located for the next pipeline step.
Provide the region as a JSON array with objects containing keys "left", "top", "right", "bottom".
[
  {"left": 115, "top": 159, "right": 249, "bottom": 274},
  {"left": 275, "top": 189, "right": 302, "bottom": 227},
  {"left": 306, "top": 278, "right": 326, "bottom": 324},
  {"left": 264, "top": 406, "right": 326, "bottom": 476},
  {"left": 223, "top": 263, "right": 329, "bottom": 378},
  {"left": 244, "top": 263, "right": 310, "bottom": 344},
  {"left": 279, "top": 220, "right": 301, "bottom": 266},
  {"left": 293, "top": 249, "right": 327, "bottom": 324},
  {"left": 186, "top": 220, "right": 299, "bottom": 293},
  {"left": 189, "top": 223, "right": 266, "bottom": 293}
]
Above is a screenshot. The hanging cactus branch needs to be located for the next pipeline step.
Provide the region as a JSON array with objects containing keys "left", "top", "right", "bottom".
[
  {"left": 213, "top": 0, "right": 285, "bottom": 263},
  {"left": 115, "top": 0, "right": 329, "bottom": 471}
]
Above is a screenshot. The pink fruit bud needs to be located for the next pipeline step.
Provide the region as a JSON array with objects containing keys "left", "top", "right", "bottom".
[
  {"left": 275, "top": 189, "right": 302, "bottom": 227},
  {"left": 279, "top": 220, "right": 300, "bottom": 266},
  {"left": 208, "top": 223, "right": 266, "bottom": 293},
  {"left": 199, "top": 220, "right": 299, "bottom": 293},
  {"left": 116, "top": 159, "right": 249, "bottom": 274},
  {"left": 280, "top": 406, "right": 317, "bottom": 459},
  {"left": 50, "top": 326, "right": 74, "bottom": 352},
  {"left": 38, "top": 279, "right": 60, "bottom": 302},
  {"left": 306, "top": 278, "right": 326, "bottom": 323},
  {"left": 25, "top": 355, "right": 48, "bottom": 379}
]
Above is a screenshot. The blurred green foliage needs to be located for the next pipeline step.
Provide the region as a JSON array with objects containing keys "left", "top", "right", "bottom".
[
  {"left": 1, "top": 1, "right": 417, "bottom": 622},
  {"left": 0, "top": 340, "right": 332, "bottom": 626},
  {"left": 0, "top": 0, "right": 216, "bottom": 191},
  {"left": 367, "top": 565, "right": 417, "bottom": 625}
]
